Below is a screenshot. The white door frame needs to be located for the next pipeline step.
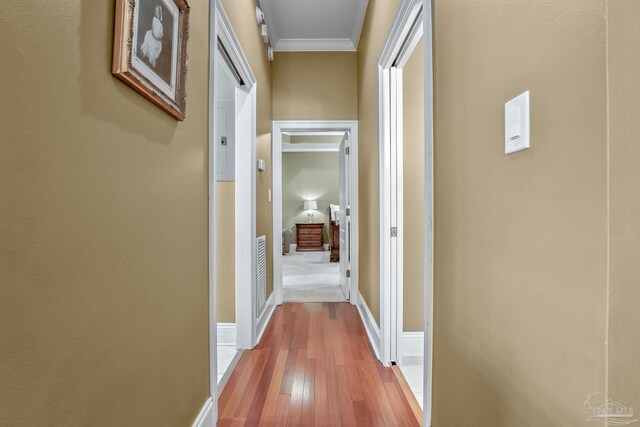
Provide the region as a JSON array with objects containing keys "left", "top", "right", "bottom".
[
  {"left": 378, "top": 0, "right": 434, "bottom": 424},
  {"left": 379, "top": 0, "right": 424, "bottom": 368},
  {"left": 207, "top": 0, "right": 258, "bottom": 423},
  {"left": 272, "top": 121, "right": 359, "bottom": 307},
  {"left": 338, "top": 133, "right": 352, "bottom": 300}
]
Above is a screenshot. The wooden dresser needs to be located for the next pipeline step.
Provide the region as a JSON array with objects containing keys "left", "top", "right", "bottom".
[{"left": 295, "top": 223, "right": 324, "bottom": 252}]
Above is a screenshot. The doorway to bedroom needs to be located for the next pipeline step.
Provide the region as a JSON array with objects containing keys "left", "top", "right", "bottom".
[
  {"left": 281, "top": 134, "right": 342, "bottom": 302},
  {"left": 272, "top": 121, "right": 359, "bottom": 306}
]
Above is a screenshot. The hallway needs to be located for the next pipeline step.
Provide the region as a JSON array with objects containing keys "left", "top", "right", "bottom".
[{"left": 217, "top": 303, "right": 420, "bottom": 426}]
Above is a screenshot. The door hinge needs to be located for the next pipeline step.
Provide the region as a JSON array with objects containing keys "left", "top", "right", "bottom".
[
  {"left": 346, "top": 269, "right": 351, "bottom": 278},
  {"left": 345, "top": 207, "right": 351, "bottom": 217},
  {"left": 391, "top": 227, "right": 397, "bottom": 237},
  {"left": 345, "top": 146, "right": 350, "bottom": 155}
]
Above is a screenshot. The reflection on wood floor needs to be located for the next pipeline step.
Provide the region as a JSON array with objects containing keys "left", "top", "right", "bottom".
[{"left": 217, "top": 302, "right": 421, "bottom": 426}]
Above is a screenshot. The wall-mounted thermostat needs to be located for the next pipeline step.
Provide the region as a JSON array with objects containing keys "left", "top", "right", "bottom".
[
  {"left": 257, "top": 159, "right": 266, "bottom": 172},
  {"left": 505, "top": 90, "right": 530, "bottom": 154}
]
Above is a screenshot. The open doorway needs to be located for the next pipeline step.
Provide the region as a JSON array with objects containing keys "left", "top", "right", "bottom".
[
  {"left": 378, "top": 0, "right": 431, "bottom": 418},
  {"left": 213, "top": 55, "right": 242, "bottom": 391},
  {"left": 272, "top": 121, "right": 359, "bottom": 307},
  {"left": 208, "top": 2, "right": 260, "bottom": 417},
  {"left": 280, "top": 133, "right": 344, "bottom": 302}
]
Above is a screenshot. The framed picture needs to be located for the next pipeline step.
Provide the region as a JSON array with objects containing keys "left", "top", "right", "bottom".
[{"left": 112, "top": 0, "right": 190, "bottom": 120}]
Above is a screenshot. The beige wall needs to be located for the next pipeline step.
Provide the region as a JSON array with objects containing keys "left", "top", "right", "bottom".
[
  {"left": 3, "top": 1, "right": 637, "bottom": 425},
  {"left": 282, "top": 152, "right": 339, "bottom": 239},
  {"left": 273, "top": 52, "right": 358, "bottom": 120},
  {"left": 357, "top": 0, "right": 401, "bottom": 324},
  {"left": 221, "top": 0, "right": 273, "bottom": 299},
  {"left": 402, "top": 40, "right": 425, "bottom": 332},
  {"left": 431, "top": 0, "right": 608, "bottom": 425},
  {"left": 0, "top": 0, "right": 211, "bottom": 425},
  {"left": 360, "top": 0, "right": 640, "bottom": 423},
  {"left": 216, "top": 182, "right": 235, "bottom": 323},
  {"left": 607, "top": 0, "right": 640, "bottom": 411}
]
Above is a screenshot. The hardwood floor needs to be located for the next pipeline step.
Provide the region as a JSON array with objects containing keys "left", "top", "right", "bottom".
[{"left": 218, "top": 302, "right": 420, "bottom": 426}]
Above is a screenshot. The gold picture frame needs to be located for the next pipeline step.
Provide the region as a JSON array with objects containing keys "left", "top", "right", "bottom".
[{"left": 112, "top": 0, "right": 190, "bottom": 121}]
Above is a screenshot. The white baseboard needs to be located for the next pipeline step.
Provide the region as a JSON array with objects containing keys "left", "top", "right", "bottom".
[
  {"left": 357, "top": 291, "right": 381, "bottom": 360},
  {"left": 257, "top": 292, "right": 276, "bottom": 344},
  {"left": 217, "top": 323, "right": 236, "bottom": 346},
  {"left": 192, "top": 397, "right": 215, "bottom": 427},
  {"left": 402, "top": 331, "right": 425, "bottom": 357},
  {"left": 217, "top": 349, "right": 244, "bottom": 396},
  {"left": 218, "top": 292, "right": 275, "bottom": 348}
]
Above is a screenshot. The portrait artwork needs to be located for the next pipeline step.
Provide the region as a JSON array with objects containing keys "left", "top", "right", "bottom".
[{"left": 112, "top": 0, "right": 190, "bottom": 120}]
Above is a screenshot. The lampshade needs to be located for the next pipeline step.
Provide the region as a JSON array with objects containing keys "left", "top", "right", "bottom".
[{"left": 303, "top": 200, "right": 318, "bottom": 210}]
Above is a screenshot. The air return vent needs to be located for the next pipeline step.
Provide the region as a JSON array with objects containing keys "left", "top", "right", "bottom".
[{"left": 256, "top": 235, "right": 267, "bottom": 317}]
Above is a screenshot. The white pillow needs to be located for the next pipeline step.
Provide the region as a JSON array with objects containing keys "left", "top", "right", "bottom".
[{"left": 330, "top": 204, "right": 340, "bottom": 221}]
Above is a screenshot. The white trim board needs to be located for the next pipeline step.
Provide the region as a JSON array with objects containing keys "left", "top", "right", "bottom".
[
  {"left": 216, "top": 1, "right": 256, "bottom": 87},
  {"left": 192, "top": 397, "right": 215, "bottom": 427},
  {"left": 257, "top": 292, "right": 276, "bottom": 344},
  {"left": 217, "top": 349, "right": 243, "bottom": 396},
  {"left": 356, "top": 291, "right": 381, "bottom": 360},
  {"left": 402, "top": 331, "right": 425, "bottom": 357},
  {"left": 233, "top": 83, "right": 258, "bottom": 350},
  {"left": 422, "top": 1, "right": 435, "bottom": 425},
  {"left": 217, "top": 323, "right": 236, "bottom": 346},
  {"left": 207, "top": 0, "right": 218, "bottom": 421},
  {"left": 272, "top": 120, "right": 359, "bottom": 307}
]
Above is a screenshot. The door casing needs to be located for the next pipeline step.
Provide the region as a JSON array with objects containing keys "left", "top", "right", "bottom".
[
  {"left": 377, "top": 0, "right": 434, "bottom": 425},
  {"left": 272, "top": 121, "right": 359, "bottom": 307},
  {"left": 208, "top": 0, "right": 259, "bottom": 422},
  {"left": 338, "top": 132, "right": 351, "bottom": 300}
]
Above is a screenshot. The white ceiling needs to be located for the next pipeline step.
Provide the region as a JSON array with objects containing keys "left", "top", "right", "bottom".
[{"left": 260, "top": 0, "right": 369, "bottom": 52}]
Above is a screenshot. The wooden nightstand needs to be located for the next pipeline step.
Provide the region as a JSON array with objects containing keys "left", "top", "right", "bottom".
[{"left": 295, "top": 223, "right": 324, "bottom": 252}]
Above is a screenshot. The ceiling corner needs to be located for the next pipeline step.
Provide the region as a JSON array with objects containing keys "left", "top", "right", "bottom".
[
  {"left": 351, "top": 0, "right": 369, "bottom": 50},
  {"left": 258, "top": 0, "right": 279, "bottom": 47}
]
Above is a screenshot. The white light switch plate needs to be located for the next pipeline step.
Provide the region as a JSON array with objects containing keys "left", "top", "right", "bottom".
[{"left": 505, "top": 91, "right": 530, "bottom": 154}]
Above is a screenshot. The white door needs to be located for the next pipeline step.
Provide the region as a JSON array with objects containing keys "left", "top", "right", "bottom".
[{"left": 339, "top": 132, "right": 351, "bottom": 300}]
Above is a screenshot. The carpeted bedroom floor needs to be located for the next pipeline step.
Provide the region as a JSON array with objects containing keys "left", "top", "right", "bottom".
[{"left": 282, "top": 250, "right": 346, "bottom": 302}]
